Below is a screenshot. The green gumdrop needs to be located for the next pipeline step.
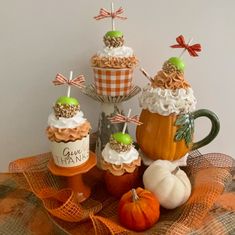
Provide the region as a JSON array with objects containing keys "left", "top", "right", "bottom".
[
  {"left": 56, "top": 96, "right": 79, "bottom": 105},
  {"left": 168, "top": 57, "right": 185, "bottom": 71},
  {"left": 112, "top": 132, "right": 132, "bottom": 145},
  {"left": 105, "top": 30, "right": 123, "bottom": 38}
]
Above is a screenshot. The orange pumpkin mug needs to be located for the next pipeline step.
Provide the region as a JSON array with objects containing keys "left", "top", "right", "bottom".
[
  {"left": 135, "top": 35, "right": 222, "bottom": 161},
  {"left": 136, "top": 109, "right": 220, "bottom": 161}
]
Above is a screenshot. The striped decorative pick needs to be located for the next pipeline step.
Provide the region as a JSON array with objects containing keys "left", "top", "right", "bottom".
[
  {"left": 53, "top": 73, "right": 85, "bottom": 88},
  {"left": 140, "top": 67, "right": 154, "bottom": 82},
  {"left": 94, "top": 7, "right": 127, "bottom": 20},
  {"left": 94, "top": 2, "right": 127, "bottom": 31},
  {"left": 109, "top": 114, "right": 142, "bottom": 125},
  {"left": 109, "top": 109, "right": 142, "bottom": 134}
]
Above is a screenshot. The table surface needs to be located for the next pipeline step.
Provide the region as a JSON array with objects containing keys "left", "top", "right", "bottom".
[{"left": 0, "top": 151, "right": 235, "bottom": 235}]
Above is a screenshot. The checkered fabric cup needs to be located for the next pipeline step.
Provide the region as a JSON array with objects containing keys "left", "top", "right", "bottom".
[{"left": 93, "top": 67, "right": 134, "bottom": 96}]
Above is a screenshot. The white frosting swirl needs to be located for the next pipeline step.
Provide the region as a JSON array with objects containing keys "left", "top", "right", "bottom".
[
  {"left": 139, "top": 85, "right": 197, "bottom": 116},
  {"left": 97, "top": 46, "right": 134, "bottom": 58},
  {"left": 102, "top": 143, "right": 139, "bottom": 164},
  {"left": 48, "top": 111, "right": 86, "bottom": 129}
]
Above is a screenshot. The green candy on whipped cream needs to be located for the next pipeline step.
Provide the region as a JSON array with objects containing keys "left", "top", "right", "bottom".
[
  {"left": 168, "top": 57, "right": 185, "bottom": 72},
  {"left": 112, "top": 132, "right": 132, "bottom": 145},
  {"left": 56, "top": 96, "right": 79, "bottom": 106},
  {"left": 105, "top": 30, "right": 123, "bottom": 38}
]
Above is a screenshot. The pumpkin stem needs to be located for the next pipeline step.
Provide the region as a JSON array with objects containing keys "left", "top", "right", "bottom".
[
  {"left": 131, "top": 189, "right": 139, "bottom": 202},
  {"left": 172, "top": 166, "right": 180, "bottom": 175}
]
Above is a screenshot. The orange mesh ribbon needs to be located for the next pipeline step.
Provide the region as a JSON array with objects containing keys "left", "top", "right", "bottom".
[
  {"left": 171, "top": 35, "right": 202, "bottom": 57},
  {"left": 94, "top": 7, "right": 127, "bottom": 20},
  {"left": 7, "top": 150, "right": 235, "bottom": 235}
]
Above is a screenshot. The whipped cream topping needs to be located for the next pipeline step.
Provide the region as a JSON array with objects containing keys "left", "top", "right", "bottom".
[
  {"left": 48, "top": 111, "right": 86, "bottom": 129},
  {"left": 102, "top": 143, "right": 139, "bottom": 165},
  {"left": 139, "top": 85, "right": 197, "bottom": 116},
  {"left": 97, "top": 46, "right": 134, "bottom": 58}
]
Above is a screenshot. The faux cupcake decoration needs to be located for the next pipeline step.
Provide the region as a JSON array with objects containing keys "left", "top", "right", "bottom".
[
  {"left": 136, "top": 35, "right": 220, "bottom": 162},
  {"left": 46, "top": 71, "right": 92, "bottom": 168},
  {"left": 101, "top": 109, "right": 142, "bottom": 197},
  {"left": 92, "top": 2, "right": 138, "bottom": 96}
]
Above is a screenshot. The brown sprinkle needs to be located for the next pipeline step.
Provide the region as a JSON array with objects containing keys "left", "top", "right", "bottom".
[
  {"left": 53, "top": 103, "right": 80, "bottom": 119},
  {"left": 162, "top": 61, "right": 182, "bottom": 74},
  {"left": 109, "top": 136, "right": 132, "bottom": 153},
  {"left": 103, "top": 35, "right": 125, "bottom": 48},
  {"left": 91, "top": 55, "right": 138, "bottom": 69}
]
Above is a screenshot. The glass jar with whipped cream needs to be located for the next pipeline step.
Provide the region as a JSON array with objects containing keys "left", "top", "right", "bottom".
[{"left": 136, "top": 57, "right": 220, "bottom": 162}]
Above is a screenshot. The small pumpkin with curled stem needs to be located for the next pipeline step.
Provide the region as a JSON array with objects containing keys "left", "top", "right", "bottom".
[
  {"left": 143, "top": 160, "right": 191, "bottom": 209},
  {"left": 118, "top": 187, "right": 160, "bottom": 231}
]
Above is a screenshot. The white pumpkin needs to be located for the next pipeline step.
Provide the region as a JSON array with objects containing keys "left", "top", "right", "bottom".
[{"left": 143, "top": 160, "right": 191, "bottom": 209}]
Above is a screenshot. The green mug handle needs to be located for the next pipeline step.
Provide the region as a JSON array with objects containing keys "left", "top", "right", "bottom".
[{"left": 191, "top": 109, "right": 220, "bottom": 150}]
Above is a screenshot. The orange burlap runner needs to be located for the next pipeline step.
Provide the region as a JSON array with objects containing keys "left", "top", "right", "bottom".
[{"left": 8, "top": 151, "right": 235, "bottom": 235}]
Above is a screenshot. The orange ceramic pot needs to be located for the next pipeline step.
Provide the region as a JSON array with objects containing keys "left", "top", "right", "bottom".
[
  {"left": 104, "top": 168, "right": 139, "bottom": 198},
  {"left": 136, "top": 109, "right": 220, "bottom": 161}
]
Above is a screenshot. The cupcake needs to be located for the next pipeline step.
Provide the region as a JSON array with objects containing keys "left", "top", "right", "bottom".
[
  {"left": 101, "top": 132, "right": 141, "bottom": 176},
  {"left": 139, "top": 57, "right": 197, "bottom": 116},
  {"left": 46, "top": 72, "right": 91, "bottom": 168},
  {"left": 101, "top": 132, "right": 141, "bottom": 198},
  {"left": 136, "top": 36, "right": 204, "bottom": 161},
  {"left": 92, "top": 4, "right": 138, "bottom": 96},
  {"left": 101, "top": 109, "right": 142, "bottom": 197}
]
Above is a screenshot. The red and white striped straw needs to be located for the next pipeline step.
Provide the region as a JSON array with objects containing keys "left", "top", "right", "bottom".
[{"left": 140, "top": 68, "right": 154, "bottom": 82}]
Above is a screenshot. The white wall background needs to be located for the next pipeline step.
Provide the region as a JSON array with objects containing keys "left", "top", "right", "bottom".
[{"left": 0, "top": 0, "right": 234, "bottom": 171}]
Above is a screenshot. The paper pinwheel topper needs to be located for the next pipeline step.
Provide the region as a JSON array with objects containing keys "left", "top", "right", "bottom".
[{"left": 108, "top": 109, "right": 142, "bottom": 145}]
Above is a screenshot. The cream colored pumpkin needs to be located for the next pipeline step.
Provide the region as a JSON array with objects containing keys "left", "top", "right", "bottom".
[{"left": 143, "top": 160, "right": 191, "bottom": 209}]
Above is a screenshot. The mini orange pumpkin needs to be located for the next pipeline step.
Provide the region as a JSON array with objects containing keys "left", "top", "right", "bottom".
[{"left": 118, "top": 187, "right": 160, "bottom": 231}]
